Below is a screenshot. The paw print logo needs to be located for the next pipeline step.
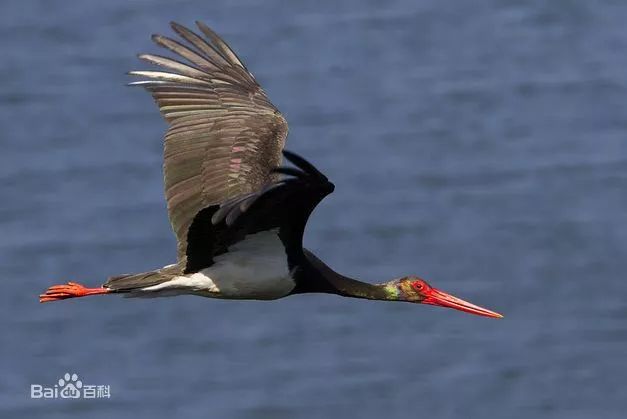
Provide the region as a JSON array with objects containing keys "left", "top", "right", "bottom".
[{"left": 58, "top": 373, "right": 82, "bottom": 398}]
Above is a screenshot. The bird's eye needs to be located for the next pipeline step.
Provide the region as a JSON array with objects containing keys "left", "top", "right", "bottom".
[{"left": 412, "top": 281, "right": 424, "bottom": 291}]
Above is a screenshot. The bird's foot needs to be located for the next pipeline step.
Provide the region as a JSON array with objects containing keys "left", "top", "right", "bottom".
[{"left": 39, "top": 282, "right": 110, "bottom": 303}]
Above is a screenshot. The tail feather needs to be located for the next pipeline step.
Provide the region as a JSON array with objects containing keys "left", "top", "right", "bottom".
[
  {"left": 40, "top": 265, "right": 181, "bottom": 302},
  {"left": 103, "top": 265, "right": 180, "bottom": 291}
]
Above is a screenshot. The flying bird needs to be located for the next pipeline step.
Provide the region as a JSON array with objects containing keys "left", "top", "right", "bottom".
[{"left": 40, "top": 21, "right": 502, "bottom": 319}]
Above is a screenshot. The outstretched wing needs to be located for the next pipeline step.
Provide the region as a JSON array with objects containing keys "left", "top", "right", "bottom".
[
  {"left": 129, "top": 21, "right": 288, "bottom": 264},
  {"left": 185, "top": 150, "right": 335, "bottom": 273}
]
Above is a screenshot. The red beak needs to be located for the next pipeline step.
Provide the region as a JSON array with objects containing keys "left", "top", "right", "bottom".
[{"left": 423, "top": 288, "right": 503, "bottom": 318}]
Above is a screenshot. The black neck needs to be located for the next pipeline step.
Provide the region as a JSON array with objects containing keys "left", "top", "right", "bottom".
[{"left": 291, "top": 249, "right": 390, "bottom": 300}]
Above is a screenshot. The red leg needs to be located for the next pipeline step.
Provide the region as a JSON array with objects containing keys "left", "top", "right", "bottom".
[{"left": 39, "top": 282, "right": 111, "bottom": 303}]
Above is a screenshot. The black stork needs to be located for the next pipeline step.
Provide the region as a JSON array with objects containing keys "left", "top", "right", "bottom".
[{"left": 40, "top": 21, "right": 502, "bottom": 319}]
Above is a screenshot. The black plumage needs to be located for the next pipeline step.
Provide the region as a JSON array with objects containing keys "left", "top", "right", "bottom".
[{"left": 185, "top": 150, "right": 334, "bottom": 274}]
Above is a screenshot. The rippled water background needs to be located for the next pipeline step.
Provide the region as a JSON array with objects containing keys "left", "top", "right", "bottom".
[{"left": 1, "top": 1, "right": 626, "bottom": 418}]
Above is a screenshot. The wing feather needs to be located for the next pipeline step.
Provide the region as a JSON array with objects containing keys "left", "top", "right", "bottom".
[
  {"left": 131, "top": 22, "right": 288, "bottom": 264},
  {"left": 185, "top": 151, "right": 335, "bottom": 273}
]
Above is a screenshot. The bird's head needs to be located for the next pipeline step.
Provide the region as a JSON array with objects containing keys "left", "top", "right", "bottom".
[{"left": 385, "top": 276, "right": 503, "bottom": 318}]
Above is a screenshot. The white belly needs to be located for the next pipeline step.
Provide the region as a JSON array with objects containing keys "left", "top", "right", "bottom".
[{"left": 141, "top": 230, "right": 295, "bottom": 300}]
